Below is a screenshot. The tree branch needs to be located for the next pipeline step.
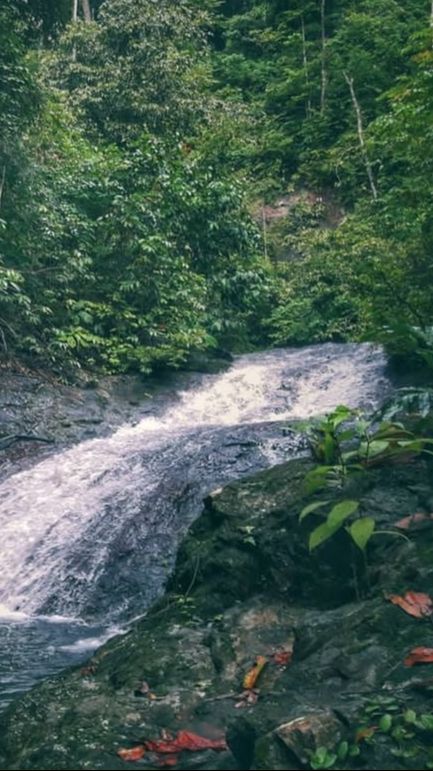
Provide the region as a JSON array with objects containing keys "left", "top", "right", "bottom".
[{"left": 344, "top": 71, "right": 378, "bottom": 200}]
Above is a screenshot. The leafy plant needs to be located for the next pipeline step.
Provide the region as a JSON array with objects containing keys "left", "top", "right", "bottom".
[
  {"left": 308, "top": 746, "right": 337, "bottom": 770},
  {"left": 299, "top": 405, "right": 433, "bottom": 555}
]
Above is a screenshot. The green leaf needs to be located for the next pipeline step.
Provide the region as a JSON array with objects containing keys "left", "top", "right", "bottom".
[
  {"left": 365, "top": 440, "right": 391, "bottom": 457},
  {"left": 327, "top": 500, "right": 359, "bottom": 527},
  {"left": 337, "top": 429, "right": 357, "bottom": 442},
  {"left": 299, "top": 500, "right": 330, "bottom": 521},
  {"left": 420, "top": 714, "right": 433, "bottom": 731},
  {"left": 379, "top": 714, "right": 393, "bottom": 732},
  {"left": 309, "top": 521, "right": 341, "bottom": 551},
  {"left": 348, "top": 744, "right": 361, "bottom": 757},
  {"left": 349, "top": 517, "right": 376, "bottom": 551},
  {"left": 310, "top": 747, "right": 337, "bottom": 769},
  {"left": 336, "top": 741, "right": 349, "bottom": 761},
  {"left": 330, "top": 405, "right": 354, "bottom": 428}
]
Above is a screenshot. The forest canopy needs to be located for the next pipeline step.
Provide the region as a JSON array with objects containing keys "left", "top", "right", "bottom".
[{"left": 1, "top": 0, "right": 433, "bottom": 375}]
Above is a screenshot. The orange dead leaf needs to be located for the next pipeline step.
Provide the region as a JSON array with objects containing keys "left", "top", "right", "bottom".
[
  {"left": 144, "top": 730, "right": 227, "bottom": 754},
  {"left": 355, "top": 726, "right": 377, "bottom": 743},
  {"left": 243, "top": 655, "right": 268, "bottom": 689},
  {"left": 404, "top": 647, "right": 433, "bottom": 667},
  {"left": 395, "top": 513, "right": 433, "bottom": 529},
  {"left": 117, "top": 746, "right": 146, "bottom": 762},
  {"left": 387, "top": 591, "right": 433, "bottom": 619}
]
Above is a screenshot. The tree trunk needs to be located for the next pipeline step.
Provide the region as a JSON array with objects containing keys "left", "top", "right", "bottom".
[
  {"left": 262, "top": 204, "right": 268, "bottom": 261},
  {"left": 344, "top": 72, "right": 378, "bottom": 201},
  {"left": 320, "top": 0, "right": 327, "bottom": 113},
  {"left": 0, "top": 166, "right": 6, "bottom": 210},
  {"left": 301, "top": 15, "right": 312, "bottom": 117},
  {"left": 72, "top": 0, "right": 78, "bottom": 61},
  {"left": 81, "top": 0, "right": 92, "bottom": 22}
]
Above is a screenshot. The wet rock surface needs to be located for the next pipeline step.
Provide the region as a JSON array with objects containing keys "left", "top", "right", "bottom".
[
  {"left": 0, "top": 371, "right": 155, "bottom": 477},
  {"left": 0, "top": 358, "right": 231, "bottom": 480},
  {"left": 2, "top": 453, "right": 433, "bottom": 770}
]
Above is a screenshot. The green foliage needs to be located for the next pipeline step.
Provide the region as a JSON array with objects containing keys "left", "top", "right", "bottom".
[
  {"left": 52, "top": 0, "right": 211, "bottom": 145},
  {"left": 3, "top": 0, "right": 433, "bottom": 376},
  {"left": 298, "top": 404, "right": 433, "bottom": 558},
  {"left": 308, "top": 746, "right": 337, "bottom": 770},
  {"left": 211, "top": 2, "right": 433, "bottom": 366},
  {"left": 0, "top": 0, "right": 273, "bottom": 374}
]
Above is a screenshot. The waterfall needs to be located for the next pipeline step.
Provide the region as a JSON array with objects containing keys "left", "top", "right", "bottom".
[{"left": 0, "top": 343, "right": 390, "bottom": 705}]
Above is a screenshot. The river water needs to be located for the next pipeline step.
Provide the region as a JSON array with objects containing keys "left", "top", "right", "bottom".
[{"left": 0, "top": 343, "right": 391, "bottom": 707}]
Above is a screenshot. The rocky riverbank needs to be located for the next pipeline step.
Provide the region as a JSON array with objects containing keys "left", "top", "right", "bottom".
[{"left": 2, "top": 451, "right": 433, "bottom": 770}]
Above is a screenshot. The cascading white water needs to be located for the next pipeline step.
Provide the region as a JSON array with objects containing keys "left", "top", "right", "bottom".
[{"left": 0, "top": 343, "right": 390, "bottom": 621}]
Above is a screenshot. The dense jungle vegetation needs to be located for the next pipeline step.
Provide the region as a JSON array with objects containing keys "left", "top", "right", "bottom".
[{"left": 1, "top": 0, "right": 433, "bottom": 376}]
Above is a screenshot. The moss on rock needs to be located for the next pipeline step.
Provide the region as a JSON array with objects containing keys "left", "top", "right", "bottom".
[{"left": 2, "top": 455, "right": 433, "bottom": 769}]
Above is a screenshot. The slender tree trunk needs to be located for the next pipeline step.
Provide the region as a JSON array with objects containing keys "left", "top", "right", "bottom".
[
  {"left": 0, "top": 165, "right": 6, "bottom": 210},
  {"left": 262, "top": 204, "right": 268, "bottom": 261},
  {"left": 320, "top": 0, "right": 327, "bottom": 113},
  {"left": 81, "top": 0, "right": 92, "bottom": 22},
  {"left": 301, "top": 15, "right": 312, "bottom": 117},
  {"left": 344, "top": 72, "right": 378, "bottom": 200},
  {"left": 72, "top": 0, "right": 78, "bottom": 61},
  {"left": 431, "top": 0, "right": 433, "bottom": 45}
]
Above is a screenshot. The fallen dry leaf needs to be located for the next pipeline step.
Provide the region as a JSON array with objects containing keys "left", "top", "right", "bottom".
[
  {"left": 272, "top": 648, "right": 293, "bottom": 667},
  {"left": 117, "top": 746, "right": 146, "bottom": 762},
  {"left": 156, "top": 755, "right": 179, "bottom": 768},
  {"left": 243, "top": 655, "right": 268, "bottom": 689},
  {"left": 144, "top": 730, "right": 227, "bottom": 754},
  {"left": 395, "top": 513, "right": 433, "bottom": 529},
  {"left": 387, "top": 591, "right": 433, "bottom": 619},
  {"left": 404, "top": 647, "right": 433, "bottom": 667},
  {"left": 355, "top": 726, "right": 377, "bottom": 743}
]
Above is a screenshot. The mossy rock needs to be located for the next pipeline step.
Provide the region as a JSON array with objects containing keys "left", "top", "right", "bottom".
[{"left": 2, "top": 456, "right": 433, "bottom": 769}]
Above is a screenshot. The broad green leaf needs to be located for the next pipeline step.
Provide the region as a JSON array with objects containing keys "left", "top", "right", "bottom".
[
  {"left": 341, "top": 450, "right": 358, "bottom": 462},
  {"left": 349, "top": 517, "right": 375, "bottom": 551},
  {"left": 338, "top": 429, "right": 357, "bottom": 441},
  {"left": 299, "top": 500, "right": 329, "bottom": 521},
  {"left": 327, "top": 500, "right": 359, "bottom": 527},
  {"left": 366, "top": 440, "right": 391, "bottom": 457},
  {"left": 309, "top": 521, "right": 341, "bottom": 551},
  {"left": 330, "top": 405, "right": 353, "bottom": 428},
  {"left": 379, "top": 714, "right": 393, "bottom": 732},
  {"left": 337, "top": 741, "right": 349, "bottom": 761}
]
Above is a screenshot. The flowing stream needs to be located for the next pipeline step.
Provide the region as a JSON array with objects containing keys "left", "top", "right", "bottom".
[{"left": 0, "top": 343, "right": 391, "bottom": 707}]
